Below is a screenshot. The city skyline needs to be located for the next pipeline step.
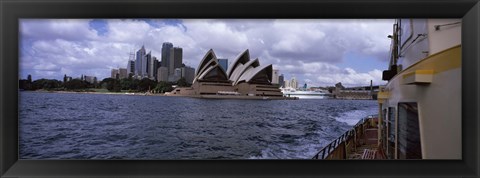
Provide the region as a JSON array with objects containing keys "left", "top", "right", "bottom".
[{"left": 20, "top": 19, "right": 393, "bottom": 87}]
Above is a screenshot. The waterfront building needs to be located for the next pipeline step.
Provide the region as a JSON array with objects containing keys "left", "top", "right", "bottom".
[
  {"left": 218, "top": 58, "right": 228, "bottom": 71},
  {"left": 111, "top": 69, "right": 119, "bottom": 79},
  {"left": 119, "top": 68, "right": 128, "bottom": 79},
  {"left": 279, "top": 74, "right": 285, "bottom": 88},
  {"left": 135, "top": 45, "right": 146, "bottom": 77},
  {"left": 157, "top": 67, "right": 169, "bottom": 82},
  {"left": 170, "top": 49, "right": 283, "bottom": 97},
  {"left": 161, "top": 42, "right": 173, "bottom": 74},
  {"left": 169, "top": 47, "right": 183, "bottom": 75},
  {"left": 272, "top": 69, "right": 279, "bottom": 84}
]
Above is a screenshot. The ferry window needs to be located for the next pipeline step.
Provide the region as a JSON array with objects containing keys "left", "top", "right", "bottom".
[
  {"left": 397, "top": 103, "right": 422, "bottom": 159},
  {"left": 387, "top": 107, "right": 396, "bottom": 159}
]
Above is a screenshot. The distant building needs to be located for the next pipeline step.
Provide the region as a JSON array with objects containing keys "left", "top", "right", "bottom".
[
  {"left": 284, "top": 79, "right": 290, "bottom": 88},
  {"left": 161, "top": 42, "right": 173, "bottom": 73},
  {"left": 135, "top": 45, "right": 146, "bottom": 77},
  {"left": 127, "top": 60, "right": 135, "bottom": 75},
  {"left": 218, "top": 58, "right": 228, "bottom": 71},
  {"left": 111, "top": 69, "right": 119, "bottom": 79},
  {"left": 181, "top": 66, "right": 196, "bottom": 84},
  {"left": 168, "top": 68, "right": 183, "bottom": 82},
  {"left": 169, "top": 47, "right": 183, "bottom": 75},
  {"left": 279, "top": 74, "right": 284, "bottom": 88},
  {"left": 157, "top": 67, "right": 169, "bottom": 82},
  {"left": 151, "top": 57, "right": 159, "bottom": 80},
  {"left": 119, "top": 68, "right": 128, "bottom": 79},
  {"left": 272, "top": 69, "right": 279, "bottom": 84},
  {"left": 84, "top": 75, "right": 96, "bottom": 83},
  {"left": 291, "top": 77, "right": 298, "bottom": 89},
  {"left": 143, "top": 51, "right": 151, "bottom": 78}
]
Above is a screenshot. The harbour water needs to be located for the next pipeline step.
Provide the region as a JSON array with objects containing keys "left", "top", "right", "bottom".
[{"left": 19, "top": 91, "right": 378, "bottom": 159}]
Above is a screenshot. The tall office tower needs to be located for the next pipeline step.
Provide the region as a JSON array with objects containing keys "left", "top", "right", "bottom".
[
  {"left": 143, "top": 51, "right": 151, "bottom": 78},
  {"left": 218, "top": 58, "right": 228, "bottom": 71},
  {"left": 169, "top": 47, "right": 183, "bottom": 75},
  {"left": 135, "top": 45, "right": 146, "bottom": 77},
  {"left": 284, "top": 79, "right": 290, "bottom": 88},
  {"left": 157, "top": 67, "right": 169, "bottom": 82},
  {"left": 272, "top": 69, "right": 279, "bottom": 84},
  {"left": 127, "top": 60, "right": 135, "bottom": 75},
  {"left": 181, "top": 66, "right": 196, "bottom": 84},
  {"left": 119, "top": 68, "right": 128, "bottom": 79},
  {"left": 291, "top": 77, "right": 298, "bottom": 89},
  {"left": 279, "top": 74, "right": 285, "bottom": 88},
  {"left": 151, "top": 57, "right": 159, "bottom": 80},
  {"left": 111, "top": 69, "right": 119, "bottom": 79},
  {"left": 161, "top": 42, "right": 173, "bottom": 73}
]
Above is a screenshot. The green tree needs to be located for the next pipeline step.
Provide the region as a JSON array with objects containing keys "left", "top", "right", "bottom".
[
  {"left": 64, "top": 79, "right": 88, "bottom": 90},
  {"left": 176, "top": 77, "right": 190, "bottom": 87},
  {"left": 138, "top": 78, "right": 156, "bottom": 92},
  {"left": 100, "top": 78, "right": 121, "bottom": 92},
  {"left": 32, "top": 79, "right": 62, "bottom": 90},
  {"left": 155, "top": 81, "right": 173, "bottom": 93}
]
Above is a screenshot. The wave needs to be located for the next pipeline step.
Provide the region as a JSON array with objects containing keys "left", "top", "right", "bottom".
[{"left": 334, "top": 107, "right": 377, "bottom": 126}]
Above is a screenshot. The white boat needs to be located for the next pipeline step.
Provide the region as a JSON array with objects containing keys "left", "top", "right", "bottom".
[
  {"left": 281, "top": 88, "right": 330, "bottom": 99},
  {"left": 313, "top": 19, "right": 461, "bottom": 159}
]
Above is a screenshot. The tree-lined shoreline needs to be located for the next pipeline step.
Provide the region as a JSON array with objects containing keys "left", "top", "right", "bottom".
[{"left": 19, "top": 74, "right": 191, "bottom": 94}]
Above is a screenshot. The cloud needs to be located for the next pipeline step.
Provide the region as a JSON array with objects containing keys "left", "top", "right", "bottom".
[{"left": 20, "top": 19, "right": 392, "bottom": 87}]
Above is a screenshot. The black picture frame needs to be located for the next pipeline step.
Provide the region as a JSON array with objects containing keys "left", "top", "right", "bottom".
[{"left": 1, "top": 0, "right": 479, "bottom": 177}]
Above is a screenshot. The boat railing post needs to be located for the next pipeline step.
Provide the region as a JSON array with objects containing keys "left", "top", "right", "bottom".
[{"left": 322, "top": 149, "right": 326, "bottom": 159}]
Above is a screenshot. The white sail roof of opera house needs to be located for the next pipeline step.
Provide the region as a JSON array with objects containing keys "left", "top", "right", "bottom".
[
  {"left": 195, "top": 49, "right": 218, "bottom": 76},
  {"left": 228, "top": 58, "right": 260, "bottom": 83},
  {"left": 193, "top": 49, "right": 274, "bottom": 86},
  {"left": 234, "top": 64, "right": 273, "bottom": 85},
  {"left": 226, "top": 49, "right": 250, "bottom": 78}
]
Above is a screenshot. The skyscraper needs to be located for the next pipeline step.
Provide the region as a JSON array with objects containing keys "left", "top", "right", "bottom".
[
  {"left": 143, "top": 51, "right": 151, "bottom": 78},
  {"left": 169, "top": 47, "right": 183, "bottom": 75},
  {"left": 127, "top": 60, "right": 135, "bottom": 75},
  {"left": 218, "top": 58, "right": 228, "bottom": 71},
  {"left": 279, "top": 74, "right": 284, "bottom": 88},
  {"left": 151, "top": 57, "right": 159, "bottom": 80},
  {"left": 135, "top": 45, "right": 146, "bottom": 77},
  {"left": 161, "top": 42, "right": 173, "bottom": 73}
]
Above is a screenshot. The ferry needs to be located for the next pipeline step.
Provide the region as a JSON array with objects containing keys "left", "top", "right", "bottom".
[
  {"left": 281, "top": 88, "right": 331, "bottom": 99},
  {"left": 313, "top": 19, "right": 461, "bottom": 159}
]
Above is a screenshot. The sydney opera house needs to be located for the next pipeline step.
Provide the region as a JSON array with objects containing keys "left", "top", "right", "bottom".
[{"left": 167, "top": 49, "right": 290, "bottom": 99}]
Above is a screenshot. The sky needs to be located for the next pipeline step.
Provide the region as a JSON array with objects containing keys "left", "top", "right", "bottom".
[{"left": 20, "top": 19, "right": 394, "bottom": 87}]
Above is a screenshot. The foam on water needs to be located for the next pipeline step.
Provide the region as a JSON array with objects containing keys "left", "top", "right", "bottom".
[{"left": 334, "top": 107, "right": 378, "bottom": 126}]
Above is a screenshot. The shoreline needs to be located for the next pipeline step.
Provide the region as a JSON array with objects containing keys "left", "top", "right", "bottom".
[
  {"left": 21, "top": 90, "right": 375, "bottom": 100},
  {"left": 20, "top": 90, "right": 166, "bottom": 96}
]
